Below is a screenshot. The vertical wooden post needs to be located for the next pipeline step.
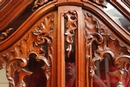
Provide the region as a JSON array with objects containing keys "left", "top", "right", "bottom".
[
  {"left": 57, "top": 6, "right": 66, "bottom": 87},
  {"left": 57, "top": 6, "right": 85, "bottom": 87}
]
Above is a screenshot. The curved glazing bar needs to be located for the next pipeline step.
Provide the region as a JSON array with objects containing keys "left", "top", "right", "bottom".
[{"left": 103, "top": 1, "right": 130, "bottom": 33}]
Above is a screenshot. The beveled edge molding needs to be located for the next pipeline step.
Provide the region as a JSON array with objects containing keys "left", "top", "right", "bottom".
[
  {"left": 0, "top": 0, "right": 34, "bottom": 31},
  {"left": 32, "top": 0, "right": 57, "bottom": 11},
  {"left": 0, "top": 0, "right": 12, "bottom": 11},
  {"left": 1, "top": 1, "right": 130, "bottom": 51},
  {"left": 82, "top": 2, "right": 130, "bottom": 46},
  {"left": 84, "top": 11, "right": 130, "bottom": 87},
  {"left": 109, "top": 0, "right": 130, "bottom": 20},
  {"left": 82, "top": 0, "right": 106, "bottom": 7},
  {"left": 122, "top": 0, "right": 130, "bottom": 8},
  {"left": 0, "top": 13, "right": 54, "bottom": 87}
]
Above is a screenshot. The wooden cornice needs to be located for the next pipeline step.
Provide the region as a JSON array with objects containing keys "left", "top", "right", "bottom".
[
  {"left": 0, "top": 1, "right": 57, "bottom": 52},
  {"left": 0, "top": 1, "right": 130, "bottom": 87},
  {"left": 0, "top": 0, "right": 34, "bottom": 31},
  {"left": 1, "top": 0, "right": 130, "bottom": 52}
]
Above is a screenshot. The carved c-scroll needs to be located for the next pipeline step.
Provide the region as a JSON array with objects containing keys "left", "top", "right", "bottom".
[
  {"left": 84, "top": 11, "right": 105, "bottom": 76},
  {"left": 0, "top": 13, "right": 54, "bottom": 87},
  {"left": 32, "top": 0, "right": 53, "bottom": 11},
  {"left": 84, "top": 11, "right": 130, "bottom": 87},
  {"left": 6, "top": 58, "right": 32, "bottom": 87},
  {"left": 32, "top": 14, "right": 54, "bottom": 79},
  {"left": 63, "top": 10, "right": 77, "bottom": 58}
]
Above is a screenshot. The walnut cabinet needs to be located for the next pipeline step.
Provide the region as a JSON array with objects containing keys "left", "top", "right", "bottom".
[{"left": 0, "top": 0, "right": 130, "bottom": 87}]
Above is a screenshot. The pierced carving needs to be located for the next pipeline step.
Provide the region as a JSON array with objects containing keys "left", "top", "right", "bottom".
[
  {"left": 6, "top": 58, "right": 32, "bottom": 87},
  {"left": 84, "top": 12, "right": 105, "bottom": 77},
  {"left": 32, "top": 14, "right": 54, "bottom": 79},
  {"left": 84, "top": 11, "right": 130, "bottom": 86},
  {"left": 0, "top": 28, "right": 13, "bottom": 41},
  {"left": 0, "top": 13, "right": 54, "bottom": 87},
  {"left": 64, "top": 10, "right": 77, "bottom": 58}
]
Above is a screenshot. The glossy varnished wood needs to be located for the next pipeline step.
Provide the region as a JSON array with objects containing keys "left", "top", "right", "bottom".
[
  {"left": 0, "top": 0, "right": 34, "bottom": 31},
  {"left": 0, "top": 0, "right": 130, "bottom": 87}
]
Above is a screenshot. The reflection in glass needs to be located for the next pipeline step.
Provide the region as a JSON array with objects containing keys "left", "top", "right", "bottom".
[
  {"left": 24, "top": 54, "right": 47, "bottom": 87},
  {"left": 93, "top": 54, "right": 129, "bottom": 87},
  {"left": 65, "top": 51, "right": 76, "bottom": 87},
  {"left": 103, "top": 1, "right": 130, "bottom": 32}
]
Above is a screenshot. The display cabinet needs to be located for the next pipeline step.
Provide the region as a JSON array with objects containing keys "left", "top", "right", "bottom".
[{"left": 0, "top": 0, "right": 130, "bottom": 87}]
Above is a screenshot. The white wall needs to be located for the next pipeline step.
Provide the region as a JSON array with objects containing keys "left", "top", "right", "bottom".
[{"left": 0, "top": 69, "right": 9, "bottom": 87}]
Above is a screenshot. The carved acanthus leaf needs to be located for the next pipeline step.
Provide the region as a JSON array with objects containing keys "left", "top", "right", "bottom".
[
  {"left": 84, "top": 11, "right": 130, "bottom": 86},
  {"left": 84, "top": 12, "right": 105, "bottom": 77},
  {"left": 6, "top": 58, "right": 31, "bottom": 87},
  {"left": 64, "top": 10, "right": 77, "bottom": 58},
  {"left": 0, "top": 13, "right": 54, "bottom": 87},
  {"left": 31, "top": 14, "right": 54, "bottom": 80},
  {"left": 95, "top": 36, "right": 130, "bottom": 86}
]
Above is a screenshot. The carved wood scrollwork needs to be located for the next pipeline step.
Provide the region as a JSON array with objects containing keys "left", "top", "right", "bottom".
[
  {"left": 32, "top": 14, "right": 54, "bottom": 80},
  {"left": 0, "top": 13, "right": 54, "bottom": 87},
  {"left": 84, "top": 11, "right": 130, "bottom": 87},
  {"left": 32, "top": 0, "right": 53, "bottom": 11},
  {"left": 63, "top": 10, "right": 77, "bottom": 58}
]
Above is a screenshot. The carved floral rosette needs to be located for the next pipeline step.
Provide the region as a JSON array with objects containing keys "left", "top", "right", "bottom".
[
  {"left": 0, "top": 13, "right": 54, "bottom": 87},
  {"left": 63, "top": 10, "right": 77, "bottom": 58},
  {"left": 84, "top": 11, "right": 130, "bottom": 87}
]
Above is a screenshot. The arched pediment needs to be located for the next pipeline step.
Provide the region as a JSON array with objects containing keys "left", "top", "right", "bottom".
[
  {"left": 0, "top": 0, "right": 130, "bottom": 87},
  {"left": 1, "top": 0, "right": 130, "bottom": 51}
]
